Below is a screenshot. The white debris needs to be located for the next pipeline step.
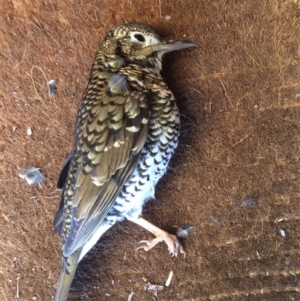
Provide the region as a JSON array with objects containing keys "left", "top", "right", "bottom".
[
  {"left": 146, "top": 283, "right": 164, "bottom": 296},
  {"left": 165, "top": 271, "right": 173, "bottom": 287},
  {"left": 177, "top": 225, "right": 193, "bottom": 238},
  {"left": 27, "top": 127, "right": 32, "bottom": 136},
  {"left": 165, "top": 15, "right": 171, "bottom": 21},
  {"left": 274, "top": 217, "right": 284, "bottom": 223},
  {"left": 127, "top": 292, "right": 134, "bottom": 301},
  {"left": 47, "top": 79, "right": 56, "bottom": 97},
  {"left": 239, "top": 197, "right": 257, "bottom": 208},
  {"left": 19, "top": 167, "right": 45, "bottom": 186},
  {"left": 280, "top": 229, "right": 286, "bottom": 238}
]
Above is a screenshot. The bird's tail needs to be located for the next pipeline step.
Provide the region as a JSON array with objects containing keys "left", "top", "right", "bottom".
[{"left": 55, "top": 250, "right": 81, "bottom": 301}]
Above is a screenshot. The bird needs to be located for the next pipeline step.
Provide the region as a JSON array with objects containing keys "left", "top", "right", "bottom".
[{"left": 53, "top": 22, "right": 196, "bottom": 301}]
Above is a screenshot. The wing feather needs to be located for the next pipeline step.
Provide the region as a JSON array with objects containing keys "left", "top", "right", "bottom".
[
  {"left": 64, "top": 153, "right": 141, "bottom": 256},
  {"left": 56, "top": 72, "right": 150, "bottom": 257},
  {"left": 56, "top": 152, "right": 73, "bottom": 189}
]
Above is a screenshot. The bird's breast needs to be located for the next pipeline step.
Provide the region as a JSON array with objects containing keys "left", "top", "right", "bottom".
[{"left": 106, "top": 107, "right": 180, "bottom": 222}]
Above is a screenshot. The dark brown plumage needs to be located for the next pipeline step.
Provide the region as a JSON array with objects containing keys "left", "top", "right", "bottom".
[{"left": 53, "top": 22, "right": 196, "bottom": 301}]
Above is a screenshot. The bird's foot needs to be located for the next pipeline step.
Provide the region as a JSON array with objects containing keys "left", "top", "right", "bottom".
[
  {"left": 126, "top": 216, "right": 186, "bottom": 257},
  {"left": 137, "top": 232, "right": 185, "bottom": 257}
]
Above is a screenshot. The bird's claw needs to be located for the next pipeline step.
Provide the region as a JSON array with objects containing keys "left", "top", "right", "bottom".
[
  {"left": 136, "top": 234, "right": 185, "bottom": 257},
  {"left": 136, "top": 237, "right": 162, "bottom": 252}
]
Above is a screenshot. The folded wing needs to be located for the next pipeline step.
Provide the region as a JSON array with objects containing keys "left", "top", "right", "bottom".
[{"left": 54, "top": 71, "right": 150, "bottom": 257}]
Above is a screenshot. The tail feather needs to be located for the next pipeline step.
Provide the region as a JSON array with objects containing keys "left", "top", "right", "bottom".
[{"left": 55, "top": 250, "right": 81, "bottom": 301}]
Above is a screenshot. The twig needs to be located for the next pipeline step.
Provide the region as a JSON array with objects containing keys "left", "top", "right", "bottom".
[
  {"left": 165, "top": 271, "right": 173, "bottom": 286},
  {"left": 13, "top": 41, "right": 28, "bottom": 69},
  {"left": 2, "top": 213, "right": 9, "bottom": 221},
  {"left": 189, "top": 86, "right": 203, "bottom": 97},
  {"left": 16, "top": 275, "right": 20, "bottom": 300},
  {"left": 30, "top": 17, "right": 60, "bottom": 46},
  {"left": 158, "top": 0, "right": 162, "bottom": 17},
  {"left": 128, "top": 292, "right": 134, "bottom": 301},
  {"left": 219, "top": 80, "right": 234, "bottom": 109},
  {"left": 259, "top": 102, "right": 300, "bottom": 111},
  {"left": 244, "top": 25, "right": 262, "bottom": 67},
  {"left": 231, "top": 135, "right": 249, "bottom": 147},
  {"left": 30, "top": 65, "right": 49, "bottom": 107}
]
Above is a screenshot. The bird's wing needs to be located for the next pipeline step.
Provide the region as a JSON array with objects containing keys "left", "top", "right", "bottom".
[
  {"left": 56, "top": 151, "right": 73, "bottom": 190},
  {"left": 55, "top": 72, "right": 150, "bottom": 257}
]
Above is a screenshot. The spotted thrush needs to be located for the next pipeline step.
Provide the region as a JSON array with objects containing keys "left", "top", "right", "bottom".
[{"left": 53, "top": 22, "right": 196, "bottom": 301}]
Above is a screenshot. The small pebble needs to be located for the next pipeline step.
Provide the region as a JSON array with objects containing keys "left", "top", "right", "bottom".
[
  {"left": 27, "top": 127, "right": 32, "bottom": 136},
  {"left": 280, "top": 229, "right": 286, "bottom": 238},
  {"left": 47, "top": 79, "right": 56, "bottom": 97}
]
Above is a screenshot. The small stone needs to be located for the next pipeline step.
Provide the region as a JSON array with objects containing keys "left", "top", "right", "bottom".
[
  {"left": 47, "top": 79, "right": 57, "bottom": 97},
  {"left": 280, "top": 229, "right": 286, "bottom": 237}
]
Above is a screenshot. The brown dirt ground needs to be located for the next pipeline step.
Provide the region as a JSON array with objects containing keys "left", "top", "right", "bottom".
[{"left": 1, "top": 0, "right": 300, "bottom": 300}]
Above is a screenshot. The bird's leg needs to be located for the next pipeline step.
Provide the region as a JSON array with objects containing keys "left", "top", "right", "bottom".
[{"left": 126, "top": 216, "right": 185, "bottom": 257}]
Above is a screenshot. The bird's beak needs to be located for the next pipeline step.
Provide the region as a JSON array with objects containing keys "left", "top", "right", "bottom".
[{"left": 151, "top": 40, "right": 197, "bottom": 54}]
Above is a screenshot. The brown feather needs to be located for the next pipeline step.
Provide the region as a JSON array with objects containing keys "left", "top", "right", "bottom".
[{"left": 61, "top": 71, "right": 150, "bottom": 256}]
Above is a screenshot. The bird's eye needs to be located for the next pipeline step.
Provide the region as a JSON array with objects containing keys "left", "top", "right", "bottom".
[{"left": 133, "top": 34, "right": 145, "bottom": 42}]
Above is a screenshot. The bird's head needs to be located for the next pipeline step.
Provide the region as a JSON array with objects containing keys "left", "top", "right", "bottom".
[{"left": 100, "top": 22, "right": 196, "bottom": 70}]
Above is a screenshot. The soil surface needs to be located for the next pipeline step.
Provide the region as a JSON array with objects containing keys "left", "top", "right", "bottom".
[{"left": 0, "top": 1, "right": 299, "bottom": 300}]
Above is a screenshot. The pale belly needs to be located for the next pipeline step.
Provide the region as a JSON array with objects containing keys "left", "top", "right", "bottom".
[
  {"left": 107, "top": 127, "right": 179, "bottom": 222},
  {"left": 80, "top": 134, "right": 178, "bottom": 260},
  {"left": 79, "top": 127, "right": 179, "bottom": 261}
]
